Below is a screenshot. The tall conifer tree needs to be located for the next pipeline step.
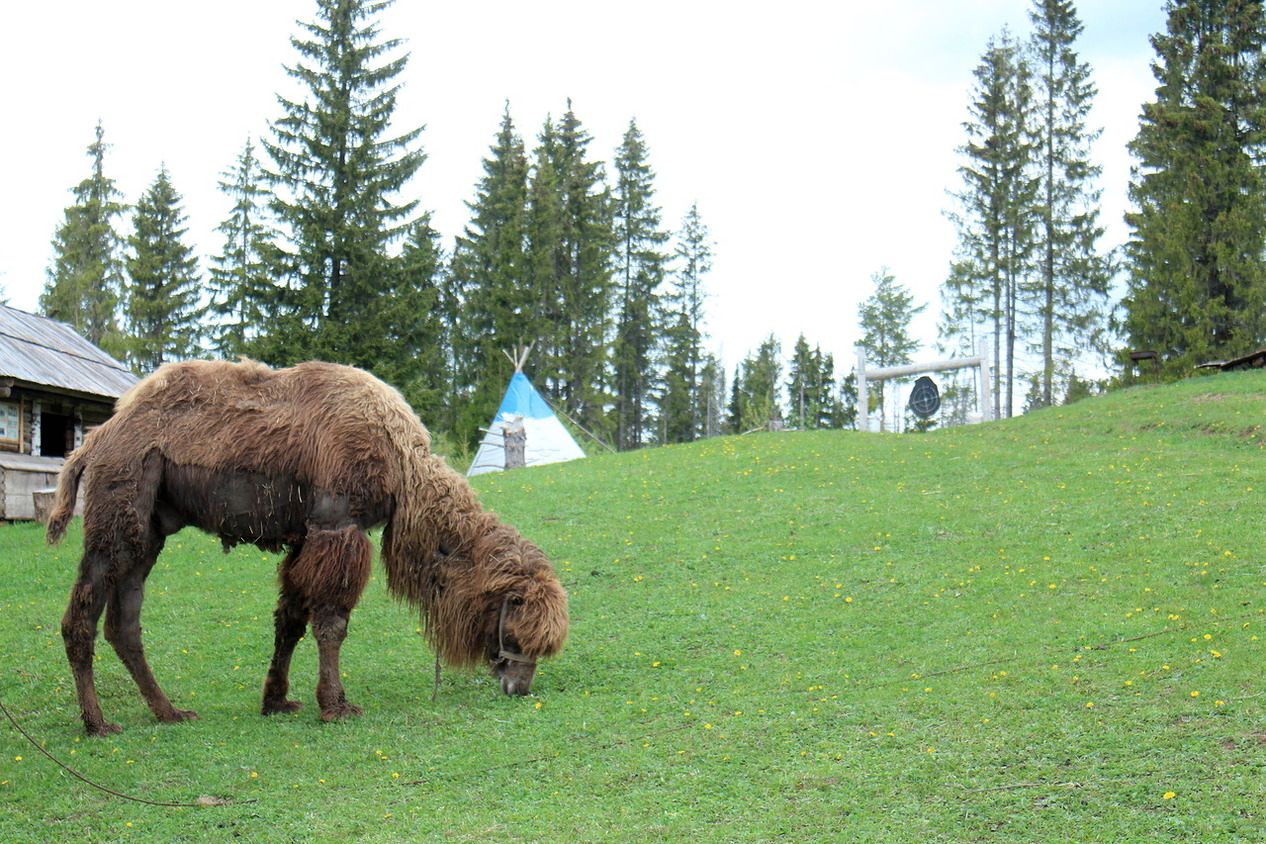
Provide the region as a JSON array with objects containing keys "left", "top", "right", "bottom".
[
  {"left": 1123, "top": 0, "right": 1266, "bottom": 373},
  {"left": 944, "top": 29, "right": 1037, "bottom": 418},
  {"left": 42, "top": 121, "right": 126, "bottom": 357},
  {"left": 208, "top": 138, "right": 279, "bottom": 359},
  {"left": 263, "top": 0, "right": 426, "bottom": 367},
  {"left": 526, "top": 104, "right": 613, "bottom": 439},
  {"left": 786, "top": 335, "right": 817, "bottom": 430},
  {"left": 660, "top": 203, "right": 713, "bottom": 443},
  {"left": 1027, "top": 0, "right": 1112, "bottom": 406},
  {"left": 450, "top": 105, "right": 532, "bottom": 446},
  {"left": 611, "top": 119, "right": 669, "bottom": 450},
  {"left": 124, "top": 167, "right": 202, "bottom": 373},
  {"left": 526, "top": 118, "right": 567, "bottom": 401}
]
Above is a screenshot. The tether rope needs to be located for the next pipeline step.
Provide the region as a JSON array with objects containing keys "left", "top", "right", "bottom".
[{"left": 0, "top": 696, "right": 252, "bottom": 808}]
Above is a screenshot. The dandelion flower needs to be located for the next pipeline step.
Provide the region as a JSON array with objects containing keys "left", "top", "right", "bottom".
[{"left": 1163, "top": 791, "right": 1176, "bottom": 800}]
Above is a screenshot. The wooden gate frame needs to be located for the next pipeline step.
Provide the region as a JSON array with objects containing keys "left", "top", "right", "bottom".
[{"left": 855, "top": 347, "right": 993, "bottom": 433}]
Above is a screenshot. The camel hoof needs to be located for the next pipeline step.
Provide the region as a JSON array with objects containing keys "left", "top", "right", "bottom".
[
  {"left": 87, "top": 722, "right": 123, "bottom": 737},
  {"left": 319, "top": 702, "right": 363, "bottom": 722},
  {"left": 159, "top": 708, "right": 199, "bottom": 723},
  {"left": 262, "top": 699, "right": 304, "bottom": 716}
]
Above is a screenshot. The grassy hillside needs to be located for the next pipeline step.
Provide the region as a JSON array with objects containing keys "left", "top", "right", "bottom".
[{"left": 2, "top": 372, "right": 1265, "bottom": 841}]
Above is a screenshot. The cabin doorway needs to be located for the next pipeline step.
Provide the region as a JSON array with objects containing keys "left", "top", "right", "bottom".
[{"left": 40, "top": 411, "right": 71, "bottom": 458}]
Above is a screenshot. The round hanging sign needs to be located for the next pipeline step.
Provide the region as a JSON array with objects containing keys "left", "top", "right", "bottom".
[{"left": 908, "top": 376, "right": 940, "bottom": 418}]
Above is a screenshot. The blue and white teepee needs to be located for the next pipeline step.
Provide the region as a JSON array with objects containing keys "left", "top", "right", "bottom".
[{"left": 466, "top": 348, "right": 586, "bottom": 477}]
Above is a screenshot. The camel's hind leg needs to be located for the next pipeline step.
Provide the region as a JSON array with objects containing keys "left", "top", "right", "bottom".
[
  {"left": 102, "top": 525, "right": 196, "bottom": 725},
  {"left": 262, "top": 547, "right": 310, "bottom": 715},
  {"left": 282, "top": 525, "right": 372, "bottom": 722},
  {"left": 61, "top": 546, "right": 117, "bottom": 736}
]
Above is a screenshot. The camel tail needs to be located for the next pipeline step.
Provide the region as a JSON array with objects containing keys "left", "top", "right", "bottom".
[{"left": 46, "top": 448, "right": 87, "bottom": 545}]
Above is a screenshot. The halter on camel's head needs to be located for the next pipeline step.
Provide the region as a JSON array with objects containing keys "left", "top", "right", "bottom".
[{"left": 383, "top": 489, "right": 569, "bottom": 698}]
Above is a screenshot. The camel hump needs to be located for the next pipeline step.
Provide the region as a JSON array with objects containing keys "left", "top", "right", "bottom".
[{"left": 115, "top": 359, "right": 274, "bottom": 416}]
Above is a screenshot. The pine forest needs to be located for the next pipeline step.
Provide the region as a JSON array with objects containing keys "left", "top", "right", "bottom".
[{"left": 36, "top": 0, "right": 1266, "bottom": 452}]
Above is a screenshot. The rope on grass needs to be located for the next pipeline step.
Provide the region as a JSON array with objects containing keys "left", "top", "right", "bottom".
[{"left": 0, "top": 697, "right": 253, "bottom": 809}]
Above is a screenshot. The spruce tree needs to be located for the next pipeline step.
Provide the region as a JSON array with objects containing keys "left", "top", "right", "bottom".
[
  {"left": 124, "top": 166, "right": 203, "bottom": 373},
  {"left": 945, "top": 28, "right": 1038, "bottom": 418},
  {"left": 786, "top": 334, "right": 816, "bottom": 429},
  {"left": 1123, "top": 0, "right": 1266, "bottom": 374},
  {"left": 859, "top": 270, "right": 926, "bottom": 367},
  {"left": 1027, "top": 0, "right": 1112, "bottom": 406},
  {"left": 733, "top": 336, "right": 783, "bottom": 432},
  {"left": 208, "top": 138, "right": 279, "bottom": 359},
  {"left": 727, "top": 362, "right": 744, "bottom": 433},
  {"left": 859, "top": 269, "right": 926, "bottom": 431},
  {"left": 526, "top": 105, "right": 613, "bottom": 440},
  {"left": 262, "top": 0, "right": 426, "bottom": 367},
  {"left": 660, "top": 310, "right": 696, "bottom": 444},
  {"left": 835, "top": 370, "right": 859, "bottom": 430},
  {"left": 813, "top": 348, "right": 843, "bottom": 429},
  {"left": 371, "top": 216, "right": 449, "bottom": 423},
  {"left": 41, "top": 121, "right": 126, "bottom": 357},
  {"left": 660, "top": 202, "right": 713, "bottom": 443},
  {"left": 525, "top": 118, "right": 567, "bottom": 401},
  {"left": 450, "top": 104, "right": 532, "bottom": 447},
  {"left": 611, "top": 119, "right": 669, "bottom": 450}
]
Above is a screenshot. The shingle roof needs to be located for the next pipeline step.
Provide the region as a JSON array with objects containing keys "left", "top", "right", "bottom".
[{"left": 0, "top": 306, "right": 137, "bottom": 399}]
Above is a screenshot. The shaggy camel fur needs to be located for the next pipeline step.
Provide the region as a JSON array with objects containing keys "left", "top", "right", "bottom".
[{"left": 47, "top": 359, "right": 568, "bottom": 736}]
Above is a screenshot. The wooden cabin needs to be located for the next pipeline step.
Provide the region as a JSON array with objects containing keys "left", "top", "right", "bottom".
[{"left": 0, "top": 305, "right": 136, "bottom": 519}]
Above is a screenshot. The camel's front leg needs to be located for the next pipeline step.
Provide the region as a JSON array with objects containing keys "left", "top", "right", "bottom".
[
  {"left": 262, "top": 548, "right": 309, "bottom": 715},
  {"left": 282, "top": 525, "right": 372, "bottom": 722},
  {"left": 311, "top": 607, "right": 362, "bottom": 721}
]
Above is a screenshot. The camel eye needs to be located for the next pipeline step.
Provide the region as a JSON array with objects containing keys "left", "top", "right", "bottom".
[{"left": 510, "top": 596, "right": 525, "bottom": 607}]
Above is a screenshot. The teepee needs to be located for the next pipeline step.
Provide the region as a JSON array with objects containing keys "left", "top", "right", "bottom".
[{"left": 466, "top": 347, "right": 586, "bottom": 477}]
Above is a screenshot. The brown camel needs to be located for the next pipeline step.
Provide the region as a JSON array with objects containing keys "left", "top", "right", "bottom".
[{"left": 46, "top": 359, "right": 568, "bottom": 736}]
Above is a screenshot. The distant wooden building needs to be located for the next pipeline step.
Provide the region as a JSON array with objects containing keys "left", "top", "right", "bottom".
[
  {"left": 0, "top": 305, "right": 137, "bottom": 519},
  {"left": 1197, "top": 349, "right": 1266, "bottom": 372}
]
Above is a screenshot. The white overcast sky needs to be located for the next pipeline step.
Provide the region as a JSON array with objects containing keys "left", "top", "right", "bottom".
[{"left": 0, "top": 0, "right": 1168, "bottom": 378}]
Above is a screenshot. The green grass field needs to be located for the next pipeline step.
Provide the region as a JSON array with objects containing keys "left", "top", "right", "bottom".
[{"left": 2, "top": 372, "right": 1265, "bottom": 841}]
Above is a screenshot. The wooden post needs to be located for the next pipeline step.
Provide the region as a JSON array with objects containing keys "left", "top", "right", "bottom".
[
  {"left": 856, "top": 347, "right": 869, "bottom": 432},
  {"left": 978, "top": 340, "right": 993, "bottom": 423},
  {"left": 33, "top": 489, "right": 56, "bottom": 524},
  {"left": 503, "top": 420, "right": 526, "bottom": 470}
]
